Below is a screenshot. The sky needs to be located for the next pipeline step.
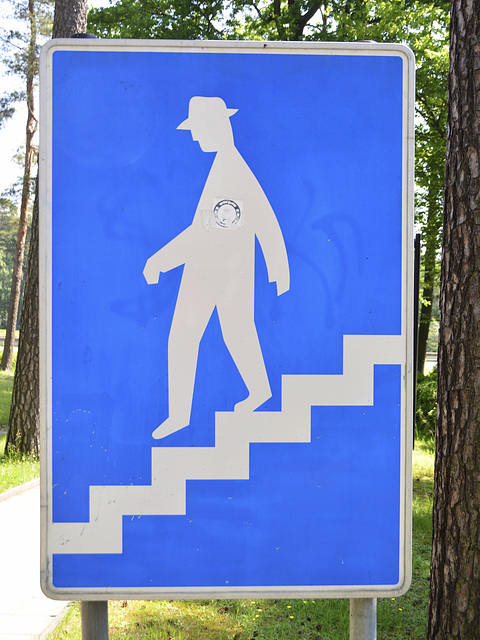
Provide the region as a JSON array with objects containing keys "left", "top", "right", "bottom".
[{"left": 0, "top": 0, "right": 111, "bottom": 196}]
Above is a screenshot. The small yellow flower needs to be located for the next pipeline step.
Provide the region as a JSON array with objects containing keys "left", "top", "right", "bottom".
[
  {"left": 290, "top": 615, "right": 294, "bottom": 619},
  {"left": 287, "top": 605, "right": 292, "bottom": 608}
]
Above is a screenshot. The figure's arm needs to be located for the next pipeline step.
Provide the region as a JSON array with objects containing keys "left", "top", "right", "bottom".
[
  {"left": 255, "top": 199, "right": 290, "bottom": 296},
  {"left": 143, "top": 226, "right": 193, "bottom": 284}
]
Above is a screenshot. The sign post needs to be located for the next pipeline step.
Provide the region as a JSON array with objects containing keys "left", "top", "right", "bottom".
[
  {"left": 40, "top": 40, "right": 414, "bottom": 607},
  {"left": 350, "top": 598, "right": 377, "bottom": 639},
  {"left": 81, "top": 601, "right": 108, "bottom": 640}
]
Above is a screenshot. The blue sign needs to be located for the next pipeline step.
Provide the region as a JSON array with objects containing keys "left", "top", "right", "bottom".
[{"left": 40, "top": 41, "right": 414, "bottom": 599}]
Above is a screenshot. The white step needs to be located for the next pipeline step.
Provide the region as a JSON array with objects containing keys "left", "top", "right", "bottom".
[{"left": 48, "top": 334, "right": 404, "bottom": 555}]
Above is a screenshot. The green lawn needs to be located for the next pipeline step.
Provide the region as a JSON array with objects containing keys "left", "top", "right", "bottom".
[
  {"left": 0, "top": 329, "right": 19, "bottom": 336},
  {"left": 0, "top": 368, "right": 14, "bottom": 426},
  {"left": 0, "top": 352, "right": 40, "bottom": 492},
  {"left": 0, "top": 431, "right": 40, "bottom": 493}
]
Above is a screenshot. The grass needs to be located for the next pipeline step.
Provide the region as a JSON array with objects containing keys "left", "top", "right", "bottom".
[
  {"left": 0, "top": 367, "right": 15, "bottom": 426},
  {"left": 48, "top": 442, "right": 434, "bottom": 640},
  {"left": 0, "top": 351, "right": 40, "bottom": 493},
  {"left": 0, "top": 431, "right": 40, "bottom": 493}
]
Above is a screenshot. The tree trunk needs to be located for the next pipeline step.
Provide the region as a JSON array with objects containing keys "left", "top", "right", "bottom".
[
  {"left": 4, "top": 0, "right": 89, "bottom": 456},
  {"left": 52, "top": 0, "right": 88, "bottom": 38},
  {"left": 427, "top": 0, "right": 480, "bottom": 637},
  {"left": 1, "top": 0, "right": 37, "bottom": 372}
]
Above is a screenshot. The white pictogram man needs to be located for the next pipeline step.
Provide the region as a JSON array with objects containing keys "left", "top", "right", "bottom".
[{"left": 144, "top": 97, "right": 290, "bottom": 439}]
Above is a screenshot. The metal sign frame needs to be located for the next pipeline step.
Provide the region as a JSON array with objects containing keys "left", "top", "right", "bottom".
[{"left": 40, "top": 39, "right": 414, "bottom": 600}]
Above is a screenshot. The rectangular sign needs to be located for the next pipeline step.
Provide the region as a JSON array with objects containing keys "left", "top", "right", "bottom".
[{"left": 40, "top": 40, "right": 414, "bottom": 599}]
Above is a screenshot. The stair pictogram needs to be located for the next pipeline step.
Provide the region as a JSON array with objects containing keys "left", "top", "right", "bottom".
[{"left": 48, "top": 334, "right": 405, "bottom": 555}]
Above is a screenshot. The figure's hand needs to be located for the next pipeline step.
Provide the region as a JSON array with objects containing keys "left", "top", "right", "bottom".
[
  {"left": 274, "top": 271, "right": 290, "bottom": 296},
  {"left": 276, "top": 280, "right": 289, "bottom": 296},
  {"left": 270, "top": 267, "right": 290, "bottom": 296},
  {"left": 268, "top": 255, "right": 290, "bottom": 296},
  {"left": 143, "top": 255, "right": 161, "bottom": 285}
]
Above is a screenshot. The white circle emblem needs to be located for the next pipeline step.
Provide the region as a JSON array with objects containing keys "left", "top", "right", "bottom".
[{"left": 214, "top": 199, "right": 241, "bottom": 228}]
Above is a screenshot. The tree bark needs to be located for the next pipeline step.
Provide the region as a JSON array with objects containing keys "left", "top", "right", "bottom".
[
  {"left": 427, "top": 0, "right": 480, "bottom": 637},
  {"left": 1, "top": 0, "right": 37, "bottom": 372},
  {"left": 52, "top": 0, "right": 88, "bottom": 38},
  {"left": 4, "top": 0, "right": 89, "bottom": 455}
]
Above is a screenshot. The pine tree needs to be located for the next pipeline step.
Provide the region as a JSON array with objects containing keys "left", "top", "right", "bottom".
[
  {"left": 427, "top": 0, "right": 480, "bottom": 636},
  {"left": 5, "top": 0, "right": 88, "bottom": 454},
  {"left": 0, "top": 0, "right": 53, "bottom": 371}
]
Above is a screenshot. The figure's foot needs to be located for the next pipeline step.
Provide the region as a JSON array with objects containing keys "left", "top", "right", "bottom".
[
  {"left": 152, "top": 417, "right": 189, "bottom": 440},
  {"left": 234, "top": 390, "right": 272, "bottom": 414}
]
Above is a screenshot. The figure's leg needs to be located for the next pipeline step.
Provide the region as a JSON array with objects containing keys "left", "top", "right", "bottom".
[
  {"left": 217, "top": 300, "right": 272, "bottom": 413},
  {"left": 153, "top": 274, "right": 214, "bottom": 439}
]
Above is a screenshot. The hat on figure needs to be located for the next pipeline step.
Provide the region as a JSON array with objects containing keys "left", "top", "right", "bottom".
[{"left": 178, "top": 97, "right": 238, "bottom": 130}]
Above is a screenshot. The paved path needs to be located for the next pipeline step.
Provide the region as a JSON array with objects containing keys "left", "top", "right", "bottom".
[{"left": 0, "top": 481, "right": 69, "bottom": 639}]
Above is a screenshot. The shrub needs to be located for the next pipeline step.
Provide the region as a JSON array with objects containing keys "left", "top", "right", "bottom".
[{"left": 416, "top": 368, "right": 437, "bottom": 442}]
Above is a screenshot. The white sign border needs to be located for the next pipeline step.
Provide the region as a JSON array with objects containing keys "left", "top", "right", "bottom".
[{"left": 39, "top": 39, "right": 415, "bottom": 601}]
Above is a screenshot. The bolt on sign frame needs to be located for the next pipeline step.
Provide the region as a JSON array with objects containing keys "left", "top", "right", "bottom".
[{"left": 40, "top": 39, "right": 415, "bottom": 601}]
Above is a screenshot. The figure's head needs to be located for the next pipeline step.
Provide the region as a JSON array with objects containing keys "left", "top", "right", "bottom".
[{"left": 177, "top": 97, "right": 237, "bottom": 152}]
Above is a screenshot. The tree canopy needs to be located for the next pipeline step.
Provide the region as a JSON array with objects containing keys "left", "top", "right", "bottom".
[
  {"left": 0, "top": 0, "right": 53, "bottom": 371},
  {"left": 0, "top": 196, "right": 19, "bottom": 328},
  {"left": 88, "top": 0, "right": 226, "bottom": 39},
  {"left": 0, "top": 0, "right": 53, "bottom": 129}
]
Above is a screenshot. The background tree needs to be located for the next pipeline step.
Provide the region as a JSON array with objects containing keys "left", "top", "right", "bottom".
[
  {"left": 5, "top": 0, "right": 88, "bottom": 455},
  {"left": 88, "top": 0, "right": 225, "bottom": 39},
  {"left": 0, "top": 0, "right": 36, "bottom": 372},
  {"left": 427, "top": 0, "right": 480, "bottom": 636},
  {"left": 0, "top": 0, "right": 53, "bottom": 371},
  {"left": 414, "top": 29, "right": 448, "bottom": 373},
  {"left": 0, "top": 195, "right": 19, "bottom": 328}
]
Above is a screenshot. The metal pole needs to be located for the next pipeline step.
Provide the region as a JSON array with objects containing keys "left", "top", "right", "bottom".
[
  {"left": 81, "top": 601, "right": 109, "bottom": 640},
  {"left": 350, "top": 598, "right": 377, "bottom": 640}
]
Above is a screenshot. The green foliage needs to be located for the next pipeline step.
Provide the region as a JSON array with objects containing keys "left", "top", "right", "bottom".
[
  {"left": 427, "top": 317, "right": 439, "bottom": 353},
  {"left": 2, "top": 167, "right": 38, "bottom": 205},
  {"left": 88, "top": 0, "right": 227, "bottom": 40},
  {"left": 0, "top": 0, "right": 54, "bottom": 129},
  {"left": 0, "top": 0, "right": 54, "bottom": 75},
  {"left": 0, "top": 91, "right": 18, "bottom": 128},
  {"left": 416, "top": 367, "right": 437, "bottom": 442},
  {"left": 0, "top": 196, "right": 19, "bottom": 329},
  {"left": 0, "top": 196, "right": 32, "bottom": 330}
]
